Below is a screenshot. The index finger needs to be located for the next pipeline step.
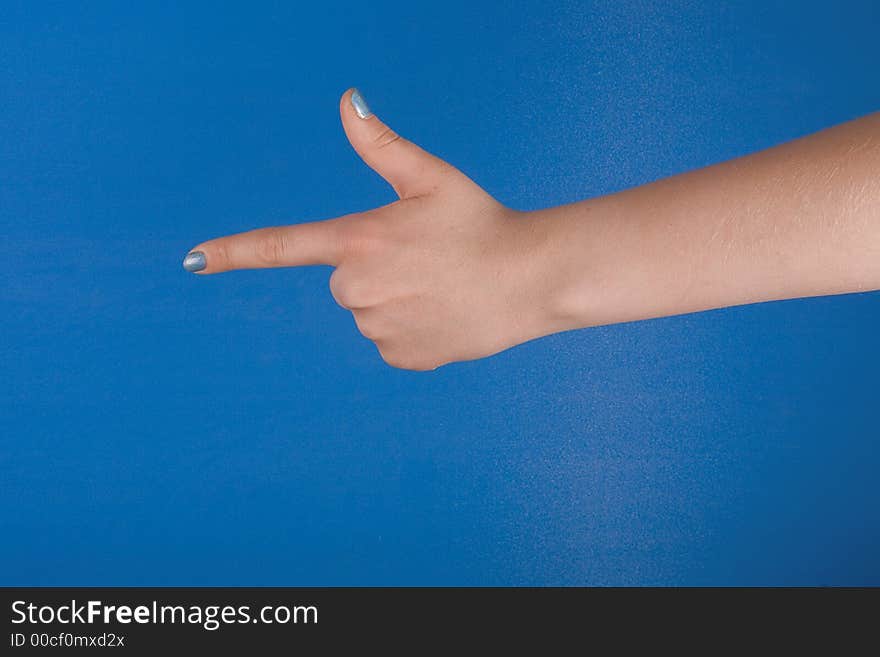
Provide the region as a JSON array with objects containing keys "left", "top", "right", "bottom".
[{"left": 183, "top": 216, "right": 351, "bottom": 274}]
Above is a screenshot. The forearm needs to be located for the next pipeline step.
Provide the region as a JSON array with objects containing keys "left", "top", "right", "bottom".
[{"left": 535, "top": 112, "right": 880, "bottom": 329}]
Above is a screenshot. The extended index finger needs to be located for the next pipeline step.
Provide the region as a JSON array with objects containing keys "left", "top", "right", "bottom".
[{"left": 183, "top": 216, "right": 353, "bottom": 274}]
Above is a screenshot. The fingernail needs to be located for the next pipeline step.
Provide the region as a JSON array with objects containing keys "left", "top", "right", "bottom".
[
  {"left": 183, "top": 251, "right": 206, "bottom": 272},
  {"left": 350, "top": 88, "right": 372, "bottom": 119}
]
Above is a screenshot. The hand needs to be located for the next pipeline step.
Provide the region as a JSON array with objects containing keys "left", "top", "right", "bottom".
[{"left": 183, "top": 89, "right": 563, "bottom": 370}]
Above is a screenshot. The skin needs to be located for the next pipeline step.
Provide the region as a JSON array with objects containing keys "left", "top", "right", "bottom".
[{"left": 186, "top": 89, "right": 880, "bottom": 370}]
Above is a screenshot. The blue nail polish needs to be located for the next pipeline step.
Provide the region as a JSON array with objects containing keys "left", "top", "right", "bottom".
[
  {"left": 350, "top": 88, "right": 372, "bottom": 119},
  {"left": 183, "top": 251, "right": 206, "bottom": 272}
]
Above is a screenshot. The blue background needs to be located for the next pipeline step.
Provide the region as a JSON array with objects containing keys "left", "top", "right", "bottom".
[{"left": 2, "top": 1, "right": 879, "bottom": 585}]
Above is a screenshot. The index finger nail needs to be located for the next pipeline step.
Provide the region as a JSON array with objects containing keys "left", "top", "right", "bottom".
[{"left": 183, "top": 251, "right": 207, "bottom": 272}]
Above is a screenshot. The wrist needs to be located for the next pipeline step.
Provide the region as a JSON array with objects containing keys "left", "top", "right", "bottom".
[
  {"left": 522, "top": 194, "right": 676, "bottom": 334},
  {"left": 520, "top": 201, "right": 617, "bottom": 335},
  {"left": 507, "top": 205, "right": 611, "bottom": 340}
]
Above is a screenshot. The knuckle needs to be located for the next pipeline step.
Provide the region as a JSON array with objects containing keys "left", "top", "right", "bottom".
[
  {"left": 329, "top": 269, "right": 373, "bottom": 309},
  {"left": 378, "top": 350, "right": 407, "bottom": 370},
  {"left": 372, "top": 126, "right": 402, "bottom": 150},
  {"left": 328, "top": 269, "right": 351, "bottom": 307},
  {"left": 254, "top": 228, "right": 287, "bottom": 266},
  {"left": 378, "top": 348, "right": 440, "bottom": 372},
  {"left": 353, "top": 313, "right": 382, "bottom": 340},
  {"left": 346, "top": 281, "right": 373, "bottom": 307}
]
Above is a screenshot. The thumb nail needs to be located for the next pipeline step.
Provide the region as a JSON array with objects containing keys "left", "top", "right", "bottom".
[{"left": 350, "top": 88, "right": 372, "bottom": 119}]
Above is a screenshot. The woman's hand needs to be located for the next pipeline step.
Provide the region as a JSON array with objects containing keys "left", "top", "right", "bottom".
[
  {"left": 186, "top": 90, "right": 880, "bottom": 370},
  {"left": 183, "top": 89, "right": 566, "bottom": 370}
]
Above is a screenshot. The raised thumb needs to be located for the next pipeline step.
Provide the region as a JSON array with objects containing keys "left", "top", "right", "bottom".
[{"left": 340, "top": 88, "right": 450, "bottom": 199}]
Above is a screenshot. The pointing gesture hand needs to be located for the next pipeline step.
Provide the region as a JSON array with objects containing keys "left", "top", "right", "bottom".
[
  {"left": 184, "top": 89, "right": 561, "bottom": 370},
  {"left": 186, "top": 98, "right": 880, "bottom": 369}
]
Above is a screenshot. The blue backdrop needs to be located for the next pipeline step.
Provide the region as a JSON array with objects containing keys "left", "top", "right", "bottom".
[{"left": 2, "top": 1, "right": 878, "bottom": 585}]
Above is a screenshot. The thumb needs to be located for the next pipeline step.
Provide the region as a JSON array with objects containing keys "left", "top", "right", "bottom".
[{"left": 341, "top": 88, "right": 451, "bottom": 199}]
